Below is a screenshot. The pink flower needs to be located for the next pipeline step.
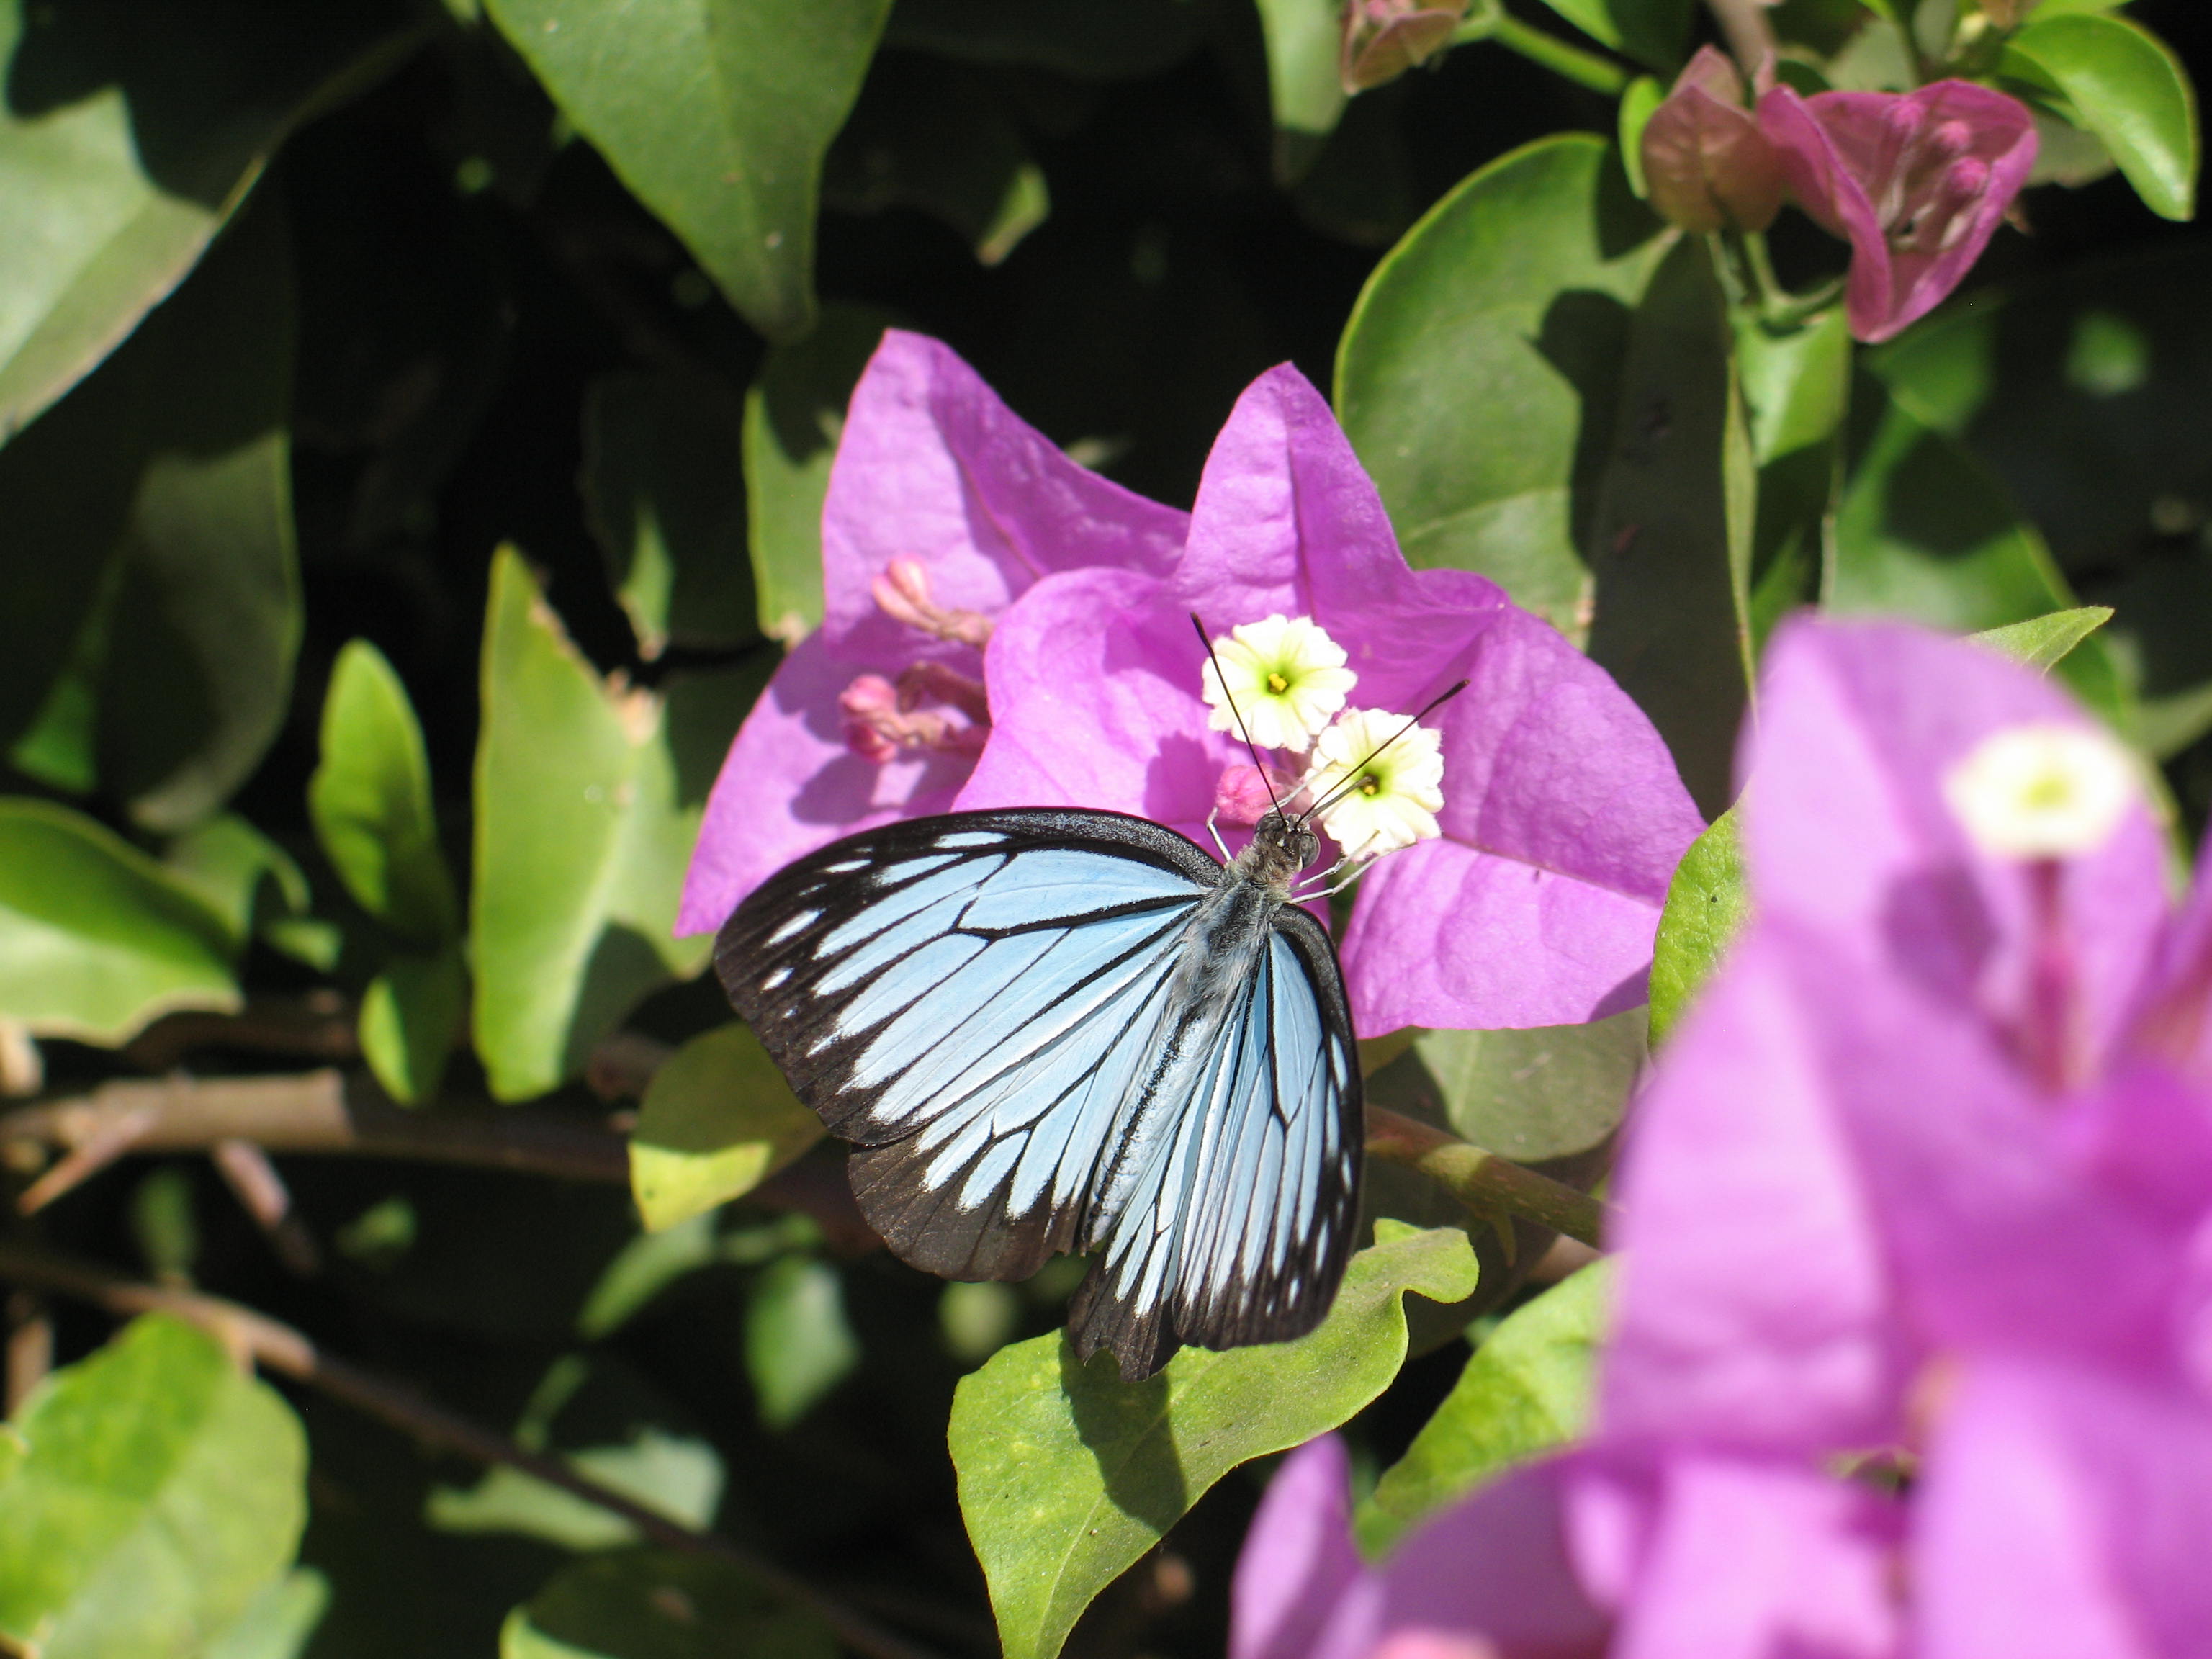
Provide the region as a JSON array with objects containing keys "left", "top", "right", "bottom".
[
  {"left": 675, "top": 332, "right": 1186, "bottom": 935},
  {"left": 1640, "top": 47, "right": 1784, "bottom": 235},
  {"left": 1340, "top": 0, "right": 1465, "bottom": 94},
  {"left": 1757, "top": 82, "right": 2037, "bottom": 343},
  {"left": 956, "top": 364, "right": 1704, "bottom": 1035}
]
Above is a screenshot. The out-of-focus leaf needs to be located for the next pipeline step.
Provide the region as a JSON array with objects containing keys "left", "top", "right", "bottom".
[
  {"left": 1736, "top": 307, "right": 1851, "bottom": 650},
  {"left": 942, "top": 1281, "right": 1022, "bottom": 1364},
  {"left": 1370, "top": 1013, "right": 1646, "bottom": 1165},
  {"left": 0, "top": 796, "right": 238, "bottom": 1043},
  {"left": 359, "top": 947, "right": 465, "bottom": 1106},
  {"left": 1581, "top": 234, "right": 1755, "bottom": 817},
  {"left": 583, "top": 368, "right": 757, "bottom": 662},
  {"left": 201, "top": 1569, "right": 330, "bottom": 1659},
  {"left": 1618, "top": 74, "right": 1664, "bottom": 197},
  {"left": 429, "top": 1430, "right": 724, "bottom": 1551},
  {"left": 629, "top": 1024, "right": 824, "bottom": 1232},
  {"left": 0, "top": 0, "right": 416, "bottom": 441},
  {"left": 310, "top": 639, "right": 457, "bottom": 946},
  {"left": 881, "top": 0, "right": 1221, "bottom": 78},
  {"left": 1359, "top": 1260, "right": 1612, "bottom": 1551},
  {"left": 577, "top": 1215, "right": 719, "bottom": 1341},
  {"left": 469, "top": 548, "right": 711, "bottom": 1100},
  {"left": 1254, "top": 0, "right": 1347, "bottom": 167},
  {"left": 1532, "top": 0, "right": 1694, "bottom": 71},
  {"left": 2006, "top": 13, "right": 2197, "bottom": 221},
  {"left": 482, "top": 0, "right": 891, "bottom": 338},
  {"left": 129, "top": 1165, "right": 199, "bottom": 1282},
  {"left": 824, "top": 60, "right": 1051, "bottom": 264},
  {"left": 500, "top": 1550, "right": 835, "bottom": 1659},
  {"left": 950, "top": 1223, "right": 1478, "bottom": 1659},
  {"left": 1647, "top": 805, "right": 1747, "bottom": 1046},
  {"left": 0, "top": 195, "right": 299, "bottom": 831},
  {"left": 1337, "top": 135, "right": 1666, "bottom": 638},
  {"left": 0, "top": 1316, "right": 307, "bottom": 1659},
  {"left": 743, "top": 305, "right": 893, "bottom": 642},
  {"left": 162, "top": 813, "right": 313, "bottom": 955},
  {"left": 745, "top": 1256, "right": 859, "bottom": 1429},
  {"left": 1970, "top": 606, "right": 2115, "bottom": 672}
]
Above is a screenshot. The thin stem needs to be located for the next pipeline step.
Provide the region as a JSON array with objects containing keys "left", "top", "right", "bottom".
[
  {"left": 1489, "top": 17, "right": 1632, "bottom": 96},
  {"left": 1738, "top": 232, "right": 1848, "bottom": 331},
  {"left": 0, "top": 1242, "right": 944, "bottom": 1659},
  {"left": 1704, "top": 0, "right": 1778, "bottom": 76},
  {"left": 1365, "top": 1107, "right": 1614, "bottom": 1249}
]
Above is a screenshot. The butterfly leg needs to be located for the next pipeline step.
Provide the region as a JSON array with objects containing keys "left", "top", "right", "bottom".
[
  {"left": 1205, "top": 806, "right": 1233, "bottom": 863},
  {"left": 1295, "top": 857, "right": 1372, "bottom": 902}
]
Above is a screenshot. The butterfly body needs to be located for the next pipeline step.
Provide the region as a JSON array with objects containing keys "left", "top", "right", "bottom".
[{"left": 718, "top": 806, "right": 1362, "bottom": 1380}]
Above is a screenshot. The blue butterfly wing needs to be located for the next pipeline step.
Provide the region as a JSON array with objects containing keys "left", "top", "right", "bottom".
[{"left": 717, "top": 807, "right": 1364, "bottom": 1379}]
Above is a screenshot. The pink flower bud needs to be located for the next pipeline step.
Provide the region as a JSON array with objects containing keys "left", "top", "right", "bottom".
[
  {"left": 1640, "top": 47, "right": 1784, "bottom": 234},
  {"left": 870, "top": 557, "right": 994, "bottom": 647},
  {"left": 1339, "top": 0, "right": 1466, "bottom": 94},
  {"left": 1212, "top": 763, "right": 1305, "bottom": 828}
]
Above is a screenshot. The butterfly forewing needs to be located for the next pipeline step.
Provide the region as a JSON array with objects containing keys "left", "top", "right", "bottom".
[{"left": 716, "top": 806, "right": 1364, "bottom": 1378}]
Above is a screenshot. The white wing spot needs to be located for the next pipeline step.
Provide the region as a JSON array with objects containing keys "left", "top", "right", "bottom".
[
  {"left": 767, "top": 909, "right": 818, "bottom": 945},
  {"left": 936, "top": 832, "right": 1003, "bottom": 849},
  {"left": 762, "top": 966, "right": 791, "bottom": 991}
]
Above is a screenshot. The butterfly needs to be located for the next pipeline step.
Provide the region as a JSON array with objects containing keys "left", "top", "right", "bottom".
[{"left": 716, "top": 798, "right": 1363, "bottom": 1382}]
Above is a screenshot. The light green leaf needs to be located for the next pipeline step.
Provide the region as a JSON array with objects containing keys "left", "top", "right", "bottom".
[
  {"left": 429, "top": 1430, "right": 724, "bottom": 1551},
  {"left": 483, "top": 0, "right": 892, "bottom": 338},
  {"left": 1531, "top": 0, "right": 1694, "bottom": 71},
  {"left": 359, "top": 948, "right": 466, "bottom": 1107},
  {"left": 0, "top": 194, "right": 300, "bottom": 831},
  {"left": 577, "top": 1215, "right": 720, "bottom": 1341},
  {"left": 1581, "top": 234, "right": 1755, "bottom": 817},
  {"left": 743, "top": 303, "right": 893, "bottom": 643},
  {"left": 161, "top": 814, "right": 313, "bottom": 956},
  {"left": 0, "top": 796, "right": 238, "bottom": 1043},
  {"left": 469, "top": 548, "right": 711, "bottom": 1101},
  {"left": 629, "top": 1024, "right": 825, "bottom": 1232},
  {"left": 1647, "top": 804, "right": 1747, "bottom": 1046},
  {"left": 950, "top": 1223, "right": 1478, "bottom": 1659},
  {"left": 583, "top": 367, "right": 757, "bottom": 662},
  {"left": 310, "top": 638, "right": 457, "bottom": 946},
  {"left": 1618, "top": 75, "right": 1664, "bottom": 197},
  {"left": 1970, "top": 606, "right": 2115, "bottom": 671},
  {"left": 201, "top": 1569, "right": 330, "bottom": 1659},
  {"left": 1255, "top": 0, "right": 1348, "bottom": 161},
  {"left": 745, "top": 1256, "right": 858, "bottom": 1429},
  {"left": 501, "top": 1550, "right": 836, "bottom": 1659},
  {"left": 1337, "top": 135, "right": 1667, "bottom": 637},
  {"left": 1359, "top": 1260, "right": 1612, "bottom": 1551},
  {"left": 0, "top": 0, "right": 416, "bottom": 441},
  {"left": 0, "top": 1315, "right": 307, "bottom": 1659},
  {"left": 2008, "top": 13, "right": 2198, "bottom": 221}
]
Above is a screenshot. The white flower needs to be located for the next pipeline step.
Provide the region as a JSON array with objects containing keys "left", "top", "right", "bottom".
[
  {"left": 1941, "top": 721, "right": 2138, "bottom": 860},
  {"left": 1301, "top": 706, "right": 1445, "bottom": 862},
  {"left": 1201, "top": 614, "right": 1357, "bottom": 752}
]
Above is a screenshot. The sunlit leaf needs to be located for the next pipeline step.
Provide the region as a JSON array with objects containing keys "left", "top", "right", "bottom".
[
  {"left": 629, "top": 1024, "right": 824, "bottom": 1232},
  {"left": 1647, "top": 805, "right": 1747, "bottom": 1046},
  {"left": 1970, "top": 606, "right": 2116, "bottom": 672},
  {"left": 2007, "top": 12, "right": 2198, "bottom": 222},
  {"left": 429, "top": 1430, "right": 724, "bottom": 1552},
  {"left": 359, "top": 948, "right": 466, "bottom": 1107}
]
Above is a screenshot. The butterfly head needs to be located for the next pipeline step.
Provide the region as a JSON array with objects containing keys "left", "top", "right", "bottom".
[{"left": 1241, "top": 809, "right": 1322, "bottom": 889}]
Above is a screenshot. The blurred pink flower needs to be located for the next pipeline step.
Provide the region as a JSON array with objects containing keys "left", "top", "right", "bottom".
[
  {"left": 1757, "top": 82, "right": 2037, "bottom": 343},
  {"left": 1640, "top": 47, "right": 1784, "bottom": 234}
]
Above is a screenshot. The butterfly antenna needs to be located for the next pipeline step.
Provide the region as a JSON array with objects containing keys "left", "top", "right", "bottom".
[
  {"left": 1192, "top": 613, "right": 1284, "bottom": 817},
  {"left": 1298, "top": 678, "right": 1469, "bottom": 826}
]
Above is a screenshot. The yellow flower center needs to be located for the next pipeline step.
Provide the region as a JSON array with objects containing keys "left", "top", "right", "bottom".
[{"left": 1267, "top": 671, "right": 1290, "bottom": 694}]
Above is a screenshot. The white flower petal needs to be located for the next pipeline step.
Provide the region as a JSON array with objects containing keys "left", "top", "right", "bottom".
[{"left": 1942, "top": 721, "right": 2138, "bottom": 860}]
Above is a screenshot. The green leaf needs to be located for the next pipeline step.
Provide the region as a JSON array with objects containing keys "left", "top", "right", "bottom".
[
  {"left": 743, "top": 303, "right": 893, "bottom": 643},
  {"left": 881, "top": 0, "right": 1220, "bottom": 79},
  {"left": 1617, "top": 75, "right": 1665, "bottom": 197},
  {"left": 745, "top": 1256, "right": 860, "bottom": 1429},
  {"left": 1647, "top": 804, "right": 1747, "bottom": 1046},
  {"left": 1736, "top": 307, "right": 1852, "bottom": 652},
  {"left": 1370, "top": 1014, "right": 1647, "bottom": 1164},
  {"left": 0, "top": 194, "right": 300, "bottom": 831},
  {"left": 1337, "top": 135, "right": 1667, "bottom": 638},
  {"left": 629, "top": 1024, "right": 825, "bottom": 1232},
  {"left": 2008, "top": 13, "right": 2198, "bottom": 221},
  {"left": 1531, "top": 0, "right": 1694, "bottom": 71},
  {"left": 201, "top": 1569, "right": 330, "bottom": 1659},
  {"left": 577, "top": 1215, "right": 720, "bottom": 1341},
  {"left": 501, "top": 1550, "right": 836, "bottom": 1659},
  {"left": 1581, "top": 234, "right": 1756, "bottom": 817},
  {"left": 161, "top": 814, "right": 313, "bottom": 956},
  {"left": 1359, "top": 1260, "right": 1612, "bottom": 1551},
  {"left": 0, "top": 1315, "right": 307, "bottom": 1659},
  {"left": 0, "top": 0, "right": 416, "bottom": 441},
  {"left": 310, "top": 638, "right": 457, "bottom": 945},
  {"left": 1970, "top": 606, "right": 2115, "bottom": 672},
  {"left": 1254, "top": 0, "right": 1348, "bottom": 155},
  {"left": 583, "top": 368, "right": 758, "bottom": 662},
  {"left": 359, "top": 948, "right": 466, "bottom": 1106},
  {"left": 0, "top": 796, "right": 238, "bottom": 1043},
  {"left": 429, "top": 1430, "right": 724, "bottom": 1551},
  {"left": 469, "top": 548, "right": 711, "bottom": 1101},
  {"left": 950, "top": 1222, "right": 1478, "bottom": 1659},
  {"left": 483, "top": 0, "right": 892, "bottom": 338}
]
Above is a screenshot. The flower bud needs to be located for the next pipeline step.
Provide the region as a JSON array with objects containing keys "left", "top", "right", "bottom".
[
  {"left": 1340, "top": 0, "right": 1467, "bottom": 94},
  {"left": 1640, "top": 47, "right": 1785, "bottom": 233}
]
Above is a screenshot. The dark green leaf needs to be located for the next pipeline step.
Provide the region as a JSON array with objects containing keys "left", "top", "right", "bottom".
[
  {"left": 949, "top": 1222, "right": 1478, "bottom": 1659},
  {"left": 501, "top": 1550, "right": 836, "bottom": 1659},
  {"left": 1531, "top": 0, "right": 1694, "bottom": 71},
  {"left": 1970, "top": 606, "right": 2115, "bottom": 671},
  {"left": 1359, "top": 1260, "right": 1611, "bottom": 1550},
  {"left": 469, "top": 548, "right": 711, "bottom": 1101},
  {"left": 310, "top": 638, "right": 457, "bottom": 946},
  {"left": 745, "top": 1256, "right": 859, "bottom": 1429},
  {"left": 359, "top": 947, "right": 465, "bottom": 1106},
  {"left": 0, "top": 0, "right": 416, "bottom": 439},
  {"left": 0, "top": 195, "right": 300, "bottom": 830},
  {"left": 482, "top": 0, "right": 892, "bottom": 338},
  {"left": 0, "top": 796, "right": 237, "bottom": 1043},
  {"left": 0, "top": 1315, "right": 307, "bottom": 1659},
  {"left": 1370, "top": 1014, "right": 1646, "bottom": 1165},
  {"left": 2007, "top": 13, "right": 2198, "bottom": 222},
  {"left": 1581, "top": 234, "right": 1755, "bottom": 817},
  {"left": 1337, "top": 135, "right": 1666, "bottom": 637},
  {"left": 583, "top": 368, "right": 757, "bottom": 662},
  {"left": 629, "top": 1024, "right": 825, "bottom": 1232},
  {"left": 743, "top": 305, "right": 893, "bottom": 642},
  {"left": 1647, "top": 804, "right": 1748, "bottom": 1046},
  {"left": 1736, "top": 307, "right": 1851, "bottom": 652}
]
